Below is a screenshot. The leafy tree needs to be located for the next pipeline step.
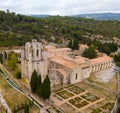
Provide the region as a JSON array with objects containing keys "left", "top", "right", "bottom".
[
  {"left": 67, "top": 40, "right": 73, "bottom": 49},
  {"left": 15, "top": 69, "right": 21, "bottom": 79},
  {"left": 113, "top": 52, "right": 120, "bottom": 67},
  {"left": 82, "top": 46, "right": 97, "bottom": 59},
  {"left": 7, "top": 54, "right": 18, "bottom": 70},
  {"left": 0, "top": 10, "right": 120, "bottom": 47},
  {"left": 30, "top": 70, "right": 38, "bottom": 93},
  {"left": 41, "top": 75, "right": 51, "bottom": 99}
]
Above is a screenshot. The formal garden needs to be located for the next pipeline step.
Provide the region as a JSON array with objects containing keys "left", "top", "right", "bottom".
[
  {"left": 69, "top": 97, "right": 89, "bottom": 108},
  {"left": 56, "top": 90, "right": 74, "bottom": 99},
  {"left": 54, "top": 85, "right": 102, "bottom": 111},
  {"left": 81, "top": 92, "right": 100, "bottom": 102},
  {"left": 52, "top": 80, "right": 115, "bottom": 113},
  {"left": 68, "top": 86, "right": 85, "bottom": 94},
  {"left": 91, "top": 102, "right": 114, "bottom": 113}
]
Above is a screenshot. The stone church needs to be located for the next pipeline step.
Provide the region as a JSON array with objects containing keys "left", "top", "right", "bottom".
[{"left": 21, "top": 40, "right": 113, "bottom": 87}]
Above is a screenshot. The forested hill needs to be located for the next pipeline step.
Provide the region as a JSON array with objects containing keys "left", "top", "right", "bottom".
[
  {"left": 72, "top": 13, "right": 120, "bottom": 20},
  {"left": 0, "top": 10, "right": 120, "bottom": 47}
]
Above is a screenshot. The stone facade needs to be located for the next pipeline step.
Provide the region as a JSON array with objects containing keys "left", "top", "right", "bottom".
[
  {"left": 21, "top": 39, "right": 48, "bottom": 84},
  {"left": 21, "top": 40, "right": 113, "bottom": 87}
]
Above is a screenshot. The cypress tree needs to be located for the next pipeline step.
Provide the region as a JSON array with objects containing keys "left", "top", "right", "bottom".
[
  {"left": 36, "top": 74, "right": 42, "bottom": 89},
  {"left": 30, "top": 70, "right": 38, "bottom": 93},
  {"left": 13, "top": 107, "right": 17, "bottom": 113},
  {"left": 36, "top": 84, "right": 43, "bottom": 98},
  {"left": 0, "top": 53, "right": 3, "bottom": 64},
  {"left": 73, "top": 38, "right": 79, "bottom": 50},
  {"left": 36, "top": 74, "right": 42, "bottom": 97},
  {"left": 24, "top": 103, "right": 29, "bottom": 113},
  {"left": 6, "top": 109, "right": 7, "bottom": 113},
  {"left": 41, "top": 75, "right": 51, "bottom": 99}
]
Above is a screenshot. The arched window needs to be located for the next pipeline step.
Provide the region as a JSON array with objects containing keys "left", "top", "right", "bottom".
[
  {"left": 36, "top": 49, "right": 39, "bottom": 57},
  {"left": 75, "top": 73, "right": 78, "bottom": 80}
]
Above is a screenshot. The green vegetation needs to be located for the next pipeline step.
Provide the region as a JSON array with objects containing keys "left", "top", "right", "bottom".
[
  {"left": 68, "top": 86, "right": 85, "bottom": 94},
  {"left": 81, "top": 92, "right": 100, "bottom": 102},
  {"left": 68, "top": 38, "right": 79, "bottom": 50},
  {"left": 6, "top": 51, "right": 22, "bottom": 79},
  {"left": 0, "top": 10, "right": 120, "bottom": 48},
  {"left": 113, "top": 52, "right": 120, "bottom": 67},
  {"left": 41, "top": 75, "right": 51, "bottom": 99},
  {"left": 7, "top": 53, "right": 18, "bottom": 70},
  {"left": 83, "top": 40, "right": 117, "bottom": 55},
  {"left": 0, "top": 73, "right": 29, "bottom": 112},
  {"left": 69, "top": 97, "right": 89, "bottom": 108},
  {"left": 0, "top": 51, "right": 8, "bottom": 64},
  {"left": 56, "top": 90, "right": 74, "bottom": 99},
  {"left": 13, "top": 101, "right": 33, "bottom": 113},
  {"left": 30, "top": 70, "right": 38, "bottom": 93},
  {"left": 82, "top": 46, "right": 97, "bottom": 59},
  {"left": 0, "top": 52, "right": 3, "bottom": 64},
  {"left": 101, "top": 102, "right": 114, "bottom": 110},
  {"left": 92, "top": 108, "right": 101, "bottom": 113},
  {"left": 15, "top": 69, "right": 21, "bottom": 79},
  {"left": 30, "top": 70, "right": 51, "bottom": 99}
]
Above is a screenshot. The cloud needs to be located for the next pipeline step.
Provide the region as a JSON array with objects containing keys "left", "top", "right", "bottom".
[{"left": 0, "top": 0, "right": 120, "bottom": 15}]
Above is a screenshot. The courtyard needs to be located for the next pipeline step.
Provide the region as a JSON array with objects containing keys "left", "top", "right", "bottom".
[
  {"left": 51, "top": 84, "right": 104, "bottom": 112},
  {"left": 51, "top": 79, "right": 116, "bottom": 113}
]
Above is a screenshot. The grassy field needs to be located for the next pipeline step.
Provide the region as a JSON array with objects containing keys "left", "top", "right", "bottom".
[
  {"left": 0, "top": 74, "right": 39, "bottom": 113},
  {"left": 0, "top": 74, "right": 28, "bottom": 112}
]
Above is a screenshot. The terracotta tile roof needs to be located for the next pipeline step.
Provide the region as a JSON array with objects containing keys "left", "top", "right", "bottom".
[
  {"left": 74, "top": 58, "right": 87, "bottom": 64},
  {"left": 90, "top": 56, "right": 113, "bottom": 65},
  {"left": 51, "top": 57, "right": 78, "bottom": 69},
  {"left": 80, "top": 64, "right": 89, "bottom": 68},
  {"left": 63, "top": 56, "right": 89, "bottom": 68},
  {"left": 62, "top": 56, "right": 74, "bottom": 61},
  {"left": 44, "top": 45, "right": 56, "bottom": 50},
  {"left": 48, "top": 48, "right": 71, "bottom": 53},
  {"left": 74, "top": 57, "right": 89, "bottom": 68}
]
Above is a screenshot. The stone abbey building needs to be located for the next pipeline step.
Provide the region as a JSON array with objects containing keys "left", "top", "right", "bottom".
[{"left": 21, "top": 40, "right": 113, "bottom": 87}]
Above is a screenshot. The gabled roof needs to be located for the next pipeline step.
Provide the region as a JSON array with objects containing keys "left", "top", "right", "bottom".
[
  {"left": 48, "top": 48, "right": 71, "bottom": 53},
  {"left": 90, "top": 56, "right": 113, "bottom": 65},
  {"left": 51, "top": 57, "right": 78, "bottom": 69}
]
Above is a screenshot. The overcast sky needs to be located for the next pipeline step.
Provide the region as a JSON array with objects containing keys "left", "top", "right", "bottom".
[{"left": 0, "top": 0, "right": 120, "bottom": 15}]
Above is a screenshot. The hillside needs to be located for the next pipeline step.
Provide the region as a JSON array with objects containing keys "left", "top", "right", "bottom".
[
  {"left": 29, "top": 14, "right": 51, "bottom": 18},
  {"left": 30, "top": 13, "right": 120, "bottom": 20},
  {"left": 72, "top": 13, "right": 120, "bottom": 20},
  {"left": 0, "top": 10, "right": 120, "bottom": 47}
]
